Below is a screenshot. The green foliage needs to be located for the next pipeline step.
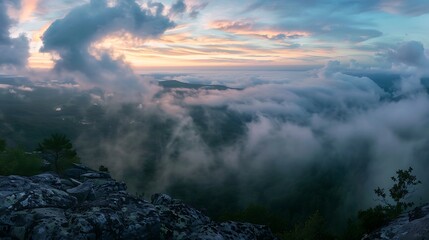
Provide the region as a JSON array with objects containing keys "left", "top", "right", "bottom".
[
  {"left": 0, "top": 139, "right": 5, "bottom": 152},
  {"left": 340, "top": 219, "right": 364, "bottom": 240},
  {"left": 0, "top": 148, "right": 43, "bottom": 176},
  {"left": 98, "top": 165, "right": 109, "bottom": 172},
  {"left": 218, "top": 205, "right": 334, "bottom": 240},
  {"left": 357, "top": 205, "right": 396, "bottom": 233},
  {"left": 342, "top": 167, "right": 421, "bottom": 239},
  {"left": 218, "top": 204, "right": 285, "bottom": 233},
  {"left": 375, "top": 167, "right": 421, "bottom": 211},
  {"left": 37, "top": 133, "right": 80, "bottom": 174},
  {"left": 281, "top": 211, "right": 334, "bottom": 240}
]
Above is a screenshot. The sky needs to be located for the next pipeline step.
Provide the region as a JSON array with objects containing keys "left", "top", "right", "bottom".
[{"left": 2, "top": 0, "right": 429, "bottom": 71}]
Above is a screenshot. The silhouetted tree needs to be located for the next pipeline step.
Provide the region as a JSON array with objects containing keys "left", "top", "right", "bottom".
[
  {"left": 37, "top": 133, "right": 79, "bottom": 174},
  {"left": 349, "top": 167, "right": 422, "bottom": 237},
  {"left": 374, "top": 167, "right": 421, "bottom": 211}
]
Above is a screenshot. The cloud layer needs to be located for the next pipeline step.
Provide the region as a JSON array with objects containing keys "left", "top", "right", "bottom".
[{"left": 60, "top": 41, "right": 426, "bottom": 228}]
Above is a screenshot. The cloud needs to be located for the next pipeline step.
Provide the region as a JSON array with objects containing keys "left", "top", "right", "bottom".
[
  {"left": 40, "top": 0, "right": 175, "bottom": 89},
  {"left": 239, "top": 0, "right": 414, "bottom": 43},
  {"left": 275, "top": 16, "right": 382, "bottom": 43},
  {"left": 378, "top": 0, "right": 429, "bottom": 16},
  {"left": 188, "top": 1, "right": 208, "bottom": 18},
  {"left": 209, "top": 19, "right": 309, "bottom": 43},
  {"left": 0, "top": 1, "right": 12, "bottom": 43},
  {"left": 210, "top": 20, "right": 254, "bottom": 31},
  {"left": 0, "top": 35, "right": 29, "bottom": 67},
  {"left": 0, "top": 39, "right": 417, "bottom": 227},
  {"left": 19, "top": 0, "right": 39, "bottom": 21},
  {"left": 169, "top": 0, "right": 186, "bottom": 16},
  {"left": 246, "top": 0, "right": 429, "bottom": 16},
  {"left": 74, "top": 55, "right": 429, "bottom": 227},
  {"left": 0, "top": 0, "right": 29, "bottom": 68},
  {"left": 210, "top": 15, "right": 381, "bottom": 43},
  {"left": 387, "top": 41, "right": 429, "bottom": 68},
  {"left": 168, "top": 0, "right": 209, "bottom": 19}
]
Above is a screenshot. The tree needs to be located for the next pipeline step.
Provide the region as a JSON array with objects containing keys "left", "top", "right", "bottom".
[
  {"left": 350, "top": 167, "right": 422, "bottom": 236},
  {"left": 37, "top": 133, "right": 79, "bottom": 174},
  {"left": 374, "top": 167, "right": 421, "bottom": 212}
]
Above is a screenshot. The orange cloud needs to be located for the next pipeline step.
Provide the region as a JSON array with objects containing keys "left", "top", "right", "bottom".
[
  {"left": 209, "top": 20, "right": 254, "bottom": 31},
  {"left": 28, "top": 52, "right": 54, "bottom": 69},
  {"left": 20, "top": 0, "right": 39, "bottom": 22},
  {"left": 32, "top": 22, "right": 51, "bottom": 42},
  {"left": 28, "top": 25, "right": 330, "bottom": 70},
  {"left": 209, "top": 20, "right": 310, "bottom": 40}
]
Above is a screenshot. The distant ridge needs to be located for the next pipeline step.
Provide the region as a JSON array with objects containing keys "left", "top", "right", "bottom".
[{"left": 158, "top": 80, "right": 241, "bottom": 90}]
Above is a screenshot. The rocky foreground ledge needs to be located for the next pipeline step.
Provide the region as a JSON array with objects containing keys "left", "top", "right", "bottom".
[
  {"left": 363, "top": 205, "right": 429, "bottom": 240},
  {"left": 0, "top": 164, "right": 276, "bottom": 240}
]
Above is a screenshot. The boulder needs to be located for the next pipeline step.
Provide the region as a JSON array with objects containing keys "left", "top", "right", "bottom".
[{"left": 66, "top": 181, "right": 94, "bottom": 202}]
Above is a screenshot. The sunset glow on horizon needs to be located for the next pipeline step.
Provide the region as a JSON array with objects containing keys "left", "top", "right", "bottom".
[{"left": 5, "top": 0, "right": 429, "bottom": 71}]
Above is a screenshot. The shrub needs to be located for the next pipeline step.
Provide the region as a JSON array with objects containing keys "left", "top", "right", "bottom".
[
  {"left": 99, "top": 165, "right": 109, "bottom": 172},
  {"left": 0, "top": 148, "right": 43, "bottom": 176},
  {"left": 0, "top": 139, "right": 5, "bottom": 152},
  {"left": 281, "top": 211, "right": 334, "bottom": 240},
  {"left": 217, "top": 204, "right": 285, "bottom": 233}
]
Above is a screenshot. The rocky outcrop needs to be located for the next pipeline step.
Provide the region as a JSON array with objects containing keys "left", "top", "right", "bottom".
[
  {"left": 363, "top": 205, "right": 429, "bottom": 240},
  {"left": 0, "top": 164, "right": 276, "bottom": 240}
]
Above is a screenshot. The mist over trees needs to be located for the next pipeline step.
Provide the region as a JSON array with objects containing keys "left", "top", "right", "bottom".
[{"left": 1, "top": 66, "right": 429, "bottom": 235}]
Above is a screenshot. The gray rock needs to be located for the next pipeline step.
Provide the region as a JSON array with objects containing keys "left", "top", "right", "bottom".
[
  {"left": 0, "top": 167, "right": 276, "bottom": 240},
  {"left": 80, "top": 172, "right": 111, "bottom": 179},
  {"left": 66, "top": 181, "right": 94, "bottom": 202},
  {"left": 152, "top": 193, "right": 175, "bottom": 205},
  {"left": 64, "top": 164, "right": 110, "bottom": 181},
  {"left": 363, "top": 205, "right": 429, "bottom": 240},
  {"left": 30, "top": 174, "right": 61, "bottom": 186},
  {"left": 69, "top": 178, "right": 82, "bottom": 186}
]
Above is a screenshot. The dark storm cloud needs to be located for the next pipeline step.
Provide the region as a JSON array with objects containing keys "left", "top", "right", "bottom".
[
  {"left": 0, "top": 0, "right": 29, "bottom": 68},
  {"left": 41, "top": 0, "right": 175, "bottom": 83}
]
